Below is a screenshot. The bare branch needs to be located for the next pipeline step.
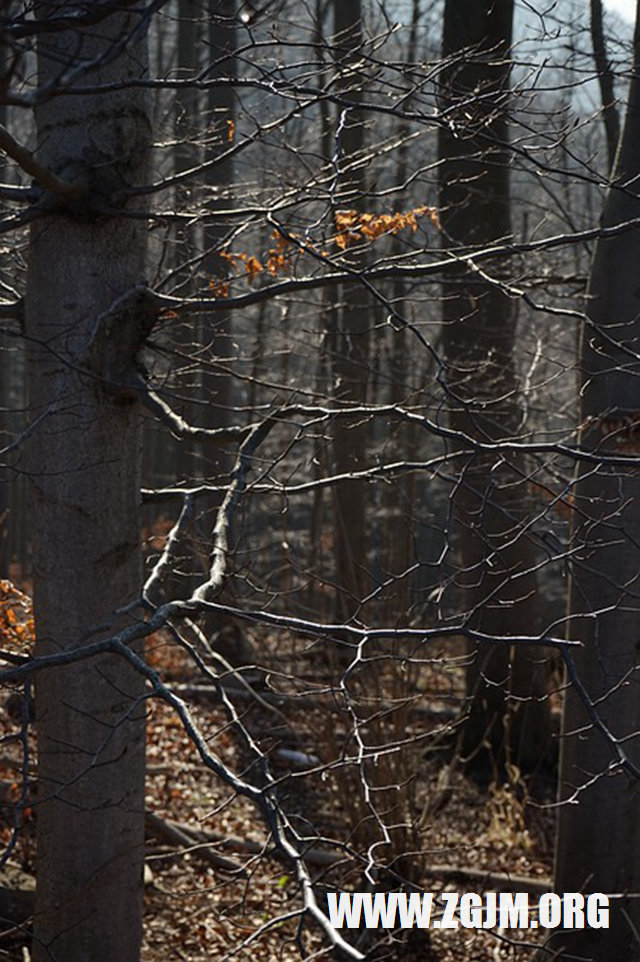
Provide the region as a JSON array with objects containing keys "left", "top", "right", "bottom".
[{"left": 0, "top": 123, "right": 83, "bottom": 197}]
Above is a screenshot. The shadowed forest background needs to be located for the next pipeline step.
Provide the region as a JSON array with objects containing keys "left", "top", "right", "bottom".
[{"left": 1, "top": 0, "right": 640, "bottom": 960}]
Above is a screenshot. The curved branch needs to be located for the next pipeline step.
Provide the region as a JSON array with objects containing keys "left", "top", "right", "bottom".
[{"left": 0, "top": 123, "right": 82, "bottom": 197}]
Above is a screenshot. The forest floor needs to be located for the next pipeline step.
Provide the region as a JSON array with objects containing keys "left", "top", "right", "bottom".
[{"left": 0, "top": 581, "right": 558, "bottom": 961}]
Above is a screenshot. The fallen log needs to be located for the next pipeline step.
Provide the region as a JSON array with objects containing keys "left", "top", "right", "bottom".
[
  {"left": 148, "top": 816, "right": 551, "bottom": 893},
  {"left": 145, "top": 812, "right": 246, "bottom": 876}
]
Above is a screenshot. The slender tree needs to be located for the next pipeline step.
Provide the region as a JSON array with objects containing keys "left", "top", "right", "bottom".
[
  {"left": 385, "top": 0, "right": 422, "bottom": 620},
  {"left": 591, "top": 0, "right": 621, "bottom": 172},
  {"left": 330, "top": 0, "right": 370, "bottom": 620},
  {"left": 193, "top": 0, "right": 242, "bottom": 654},
  {"left": 200, "top": 0, "right": 236, "bottom": 531},
  {"left": 438, "top": 0, "right": 551, "bottom": 770},
  {"left": 0, "top": 37, "right": 10, "bottom": 579},
  {"left": 0, "top": 2, "right": 26, "bottom": 582}
]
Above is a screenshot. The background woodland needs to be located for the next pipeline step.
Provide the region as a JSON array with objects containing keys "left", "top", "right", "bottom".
[{"left": 0, "top": 1, "right": 639, "bottom": 960}]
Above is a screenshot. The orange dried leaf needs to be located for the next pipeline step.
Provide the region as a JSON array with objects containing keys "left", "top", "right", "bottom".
[
  {"left": 335, "top": 232, "right": 352, "bottom": 250},
  {"left": 244, "top": 255, "right": 262, "bottom": 283},
  {"left": 335, "top": 209, "right": 358, "bottom": 230},
  {"left": 219, "top": 250, "right": 240, "bottom": 267},
  {"left": 209, "top": 279, "right": 230, "bottom": 298},
  {"left": 266, "top": 248, "right": 290, "bottom": 276},
  {"left": 334, "top": 204, "right": 439, "bottom": 249},
  {"left": 270, "top": 230, "right": 290, "bottom": 253},
  {"left": 0, "top": 579, "right": 35, "bottom": 650}
]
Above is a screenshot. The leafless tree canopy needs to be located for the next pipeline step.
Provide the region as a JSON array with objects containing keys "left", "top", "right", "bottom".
[{"left": 0, "top": 1, "right": 639, "bottom": 960}]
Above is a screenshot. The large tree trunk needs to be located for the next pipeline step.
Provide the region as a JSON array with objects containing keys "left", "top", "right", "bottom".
[
  {"left": 553, "top": 4, "right": 640, "bottom": 958},
  {"left": 26, "top": 5, "right": 151, "bottom": 960},
  {"left": 438, "top": 0, "right": 551, "bottom": 771}
]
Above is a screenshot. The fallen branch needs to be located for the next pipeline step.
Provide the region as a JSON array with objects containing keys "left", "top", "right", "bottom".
[
  {"left": 172, "top": 682, "right": 458, "bottom": 721},
  {"left": 149, "top": 817, "right": 552, "bottom": 893},
  {"left": 151, "top": 815, "right": 342, "bottom": 868},
  {"left": 145, "top": 812, "right": 246, "bottom": 876}
]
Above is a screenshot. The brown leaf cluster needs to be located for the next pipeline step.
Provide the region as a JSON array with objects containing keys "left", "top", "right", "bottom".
[{"left": 335, "top": 204, "right": 439, "bottom": 249}]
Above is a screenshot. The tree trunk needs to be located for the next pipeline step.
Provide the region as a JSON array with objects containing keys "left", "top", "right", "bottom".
[
  {"left": 553, "top": 4, "right": 640, "bottom": 957},
  {"left": 173, "top": 0, "right": 202, "bottom": 488},
  {"left": 26, "top": 5, "right": 151, "bottom": 960},
  {"left": 590, "top": 0, "right": 620, "bottom": 172},
  {"left": 0, "top": 12, "right": 27, "bottom": 582},
  {"left": 0, "top": 86, "right": 10, "bottom": 579},
  {"left": 384, "top": 0, "right": 421, "bottom": 621},
  {"left": 191, "top": 0, "right": 244, "bottom": 653},
  {"left": 202, "top": 0, "right": 235, "bottom": 506},
  {"left": 438, "top": 0, "right": 551, "bottom": 772},
  {"left": 330, "top": 0, "right": 370, "bottom": 620}
]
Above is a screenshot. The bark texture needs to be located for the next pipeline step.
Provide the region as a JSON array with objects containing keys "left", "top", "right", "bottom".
[
  {"left": 438, "top": 0, "right": 551, "bottom": 771},
  {"left": 590, "top": 0, "right": 620, "bottom": 172},
  {"left": 331, "top": 0, "right": 370, "bottom": 619},
  {"left": 201, "top": 0, "right": 236, "bottom": 532},
  {"left": 553, "top": 4, "right": 640, "bottom": 957},
  {"left": 26, "top": 4, "right": 151, "bottom": 960}
]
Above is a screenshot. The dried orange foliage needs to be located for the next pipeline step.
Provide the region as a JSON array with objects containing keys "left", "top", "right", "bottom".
[
  {"left": 216, "top": 232, "right": 292, "bottom": 292},
  {"left": 335, "top": 204, "right": 439, "bottom": 249},
  {"left": 209, "top": 278, "right": 230, "bottom": 298},
  {"left": 209, "top": 206, "right": 438, "bottom": 295},
  {"left": 226, "top": 118, "right": 235, "bottom": 142},
  {"left": 265, "top": 230, "right": 292, "bottom": 277},
  {"left": 219, "top": 250, "right": 263, "bottom": 285},
  {"left": 0, "top": 580, "right": 35, "bottom": 652}
]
